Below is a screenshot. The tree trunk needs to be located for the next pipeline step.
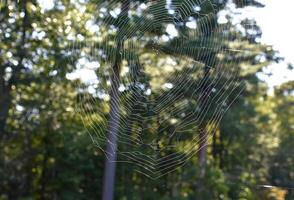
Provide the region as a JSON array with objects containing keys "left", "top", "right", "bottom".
[
  {"left": 0, "top": 0, "right": 28, "bottom": 134},
  {"left": 102, "top": 1, "right": 130, "bottom": 200},
  {"left": 102, "top": 61, "right": 121, "bottom": 200},
  {"left": 219, "top": 132, "right": 224, "bottom": 169},
  {"left": 198, "top": 128, "right": 207, "bottom": 177},
  {"left": 39, "top": 137, "right": 49, "bottom": 199},
  {"left": 197, "top": 65, "right": 211, "bottom": 177},
  {"left": 23, "top": 127, "right": 33, "bottom": 196},
  {"left": 0, "top": 85, "right": 11, "bottom": 134},
  {"left": 212, "top": 129, "right": 217, "bottom": 160}
]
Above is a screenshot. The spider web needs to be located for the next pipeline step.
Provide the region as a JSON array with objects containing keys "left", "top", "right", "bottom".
[{"left": 71, "top": 0, "right": 254, "bottom": 179}]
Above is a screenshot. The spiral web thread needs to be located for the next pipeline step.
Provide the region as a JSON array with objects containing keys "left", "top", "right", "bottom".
[{"left": 71, "top": 0, "right": 256, "bottom": 179}]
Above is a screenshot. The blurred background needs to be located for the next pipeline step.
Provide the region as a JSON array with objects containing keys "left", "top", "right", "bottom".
[{"left": 0, "top": 0, "right": 293, "bottom": 199}]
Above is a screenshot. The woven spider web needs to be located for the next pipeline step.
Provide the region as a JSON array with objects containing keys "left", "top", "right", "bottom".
[{"left": 71, "top": 0, "right": 255, "bottom": 179}]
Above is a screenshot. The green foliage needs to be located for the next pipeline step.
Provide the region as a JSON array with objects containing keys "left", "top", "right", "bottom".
[{"left": 0, "top": 0, "right": 292, "bottom": 199}]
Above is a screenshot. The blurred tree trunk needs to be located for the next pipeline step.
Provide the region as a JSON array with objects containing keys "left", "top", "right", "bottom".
[
  {"left": 0, "top": 0, "right": 9, "bottom": 134},
  {"left": 39, "top": 134, "right": 49, "bottom": 199},
  {"left": 198, "top": 128, "right": 208, "bottom": 176},
  {"left": 23, "top": 127, "right": 33, "bottom": 195},
  {"left": 219, "top": 132, "right": 225, "bottom": 169},
  {"left": 101, "top": 46, "right": 121, "bottom": 200},
  {"left": 0, "top": 83, "right": 11, "bottom": 134},
  {"left": 198, "top": 66, "right": 211, "bottom": 177},
  {"left": 102, "top": 1, "right": 130, "bottom": 200},
  {"left": 39, "top": 83, "right": 53, "bottom": 199},
  {"left": 0, "top": 0, "right": 28, "bottom": 134},
  {"left": 212, "top": 129, "right": 217, "bottom": 160}
]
